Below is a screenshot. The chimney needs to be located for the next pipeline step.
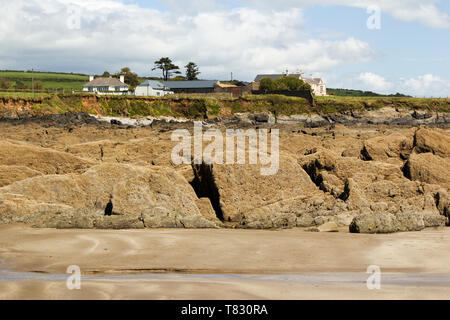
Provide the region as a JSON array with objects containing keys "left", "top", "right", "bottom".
[
  {"left": 89, "top": 75, "right": 94, "bottom": 82},
  {"left": 120, "top": 75, "right": 125, "bottom": 83}
]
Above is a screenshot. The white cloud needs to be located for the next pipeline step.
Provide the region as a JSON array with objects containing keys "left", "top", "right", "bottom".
[
  {"left": 326, "top": 72, "right": 450, "bottom": 97},
  {"left": 0, "top": 0, "right": 376, "bottom": 81},
  {"left": 357, "top": 72, "right": 393, "bottom": 93},
  {"left": 400, "top": 74, "right": 450, "bottom": 97},
  {"left": 242, "top": 0, "right": 450, "bottom": 29}
]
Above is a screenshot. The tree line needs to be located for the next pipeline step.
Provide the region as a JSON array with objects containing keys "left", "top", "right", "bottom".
[
  {"left": 98, "top": 58, "right": 201, "bottom": 89},
  {"left": 152, "top": 58, "right": 200, "bottom": 81}
]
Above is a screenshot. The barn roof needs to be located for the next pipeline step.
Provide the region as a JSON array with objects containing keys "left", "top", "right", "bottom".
[
  {"left": 162, "top": 80, "right": 218, "bottom": 89},
  {"left": 138, "top": 80, "right": 166, "bottom": 90}
]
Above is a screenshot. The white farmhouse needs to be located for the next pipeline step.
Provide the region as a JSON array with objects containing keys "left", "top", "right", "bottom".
[
  {"left": 83, "top": 75, "right": 129, "bottom": 94},
  {"left": 135, "top": 80, "right": 173, "bottom": 97}
]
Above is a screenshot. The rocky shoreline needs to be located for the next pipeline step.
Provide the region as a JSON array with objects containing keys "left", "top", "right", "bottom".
[
  {"left": 0, "top": 111, "right": 448, "bottom": 233},
  {"left": 1, "top": 106, "right": 449, "bottom": 128}
]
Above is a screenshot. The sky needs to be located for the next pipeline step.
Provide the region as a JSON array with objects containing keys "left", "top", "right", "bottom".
[{"left": 1, "top": 0, "right": 449, "bottom": 96}]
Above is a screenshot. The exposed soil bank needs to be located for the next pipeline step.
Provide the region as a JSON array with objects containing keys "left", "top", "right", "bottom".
[{"left": 0, "top": 94, "right": 449, "bottom": 127}]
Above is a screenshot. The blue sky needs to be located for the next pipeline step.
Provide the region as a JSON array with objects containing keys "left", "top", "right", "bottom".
[{"left": 1, "top": 0, "right": 449, "bottom": 96}]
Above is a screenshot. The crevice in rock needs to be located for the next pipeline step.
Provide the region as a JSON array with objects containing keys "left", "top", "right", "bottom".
[
  {"left": 105, "top": 196, "right": 113, "bottom": 216},
  {"left": 339, "top": 180, "right": 351, "bottom": 202},
  {"left": 190, "top": 163, "right": 224, "bottom": 221},
  {"left": 401, "top": 161, "right": 412, "bottom": 181},
  {"left": 104, "top": 195, "right": 122, "bottom": 216},
  {"left": 360, "top": 145, "right": 373, "bottom": 161},
  {"left": 302, "top": 162, "right": 324, "bottom": 189},
  {"left": 434, "top": 192, "right": 449, "bottom": 226}
]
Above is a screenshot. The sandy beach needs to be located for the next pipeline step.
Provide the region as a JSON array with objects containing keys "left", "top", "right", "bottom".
[{"left": 1, "top": 224, "right": 450, "bottom": 299}]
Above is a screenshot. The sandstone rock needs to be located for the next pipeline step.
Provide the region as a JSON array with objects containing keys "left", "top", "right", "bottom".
[
  {"left": 178, "top": 214, "right": 219, "bottom": 229},
  {"left": 317, "top": 221, "right": 339, "bottom": 232},
  {"left": 414, "top": 128, "right": 450, "bottom": 157},
  {"left": 435, "top": 189, "right": 450, "bottom": 223},
  {"left": 423, "top": 214, "right": 448, "bottom": 228},
  {"left": 296, "top": 213, "right": 315, "bottom": 227},
  {"left": 0, "top": 119, "right": 448, "bottom": 233},
  {"left": 243, "top": 212, "right": 297, "bottom": 229},
  {"left": 361, "top": 131, "right": 414, "bottom": 161},
  {"left": 403, "top": 153, "right": 450, "bottom": 188},
  {"left": 190, "top": 153, "right": 324, "bottom": 225},
  {"left": 349, "top": 211, "right": 445, "bottom": 234},
  {"left": 0, "top": 164, "right": 213, "bottom": 229},
  {"left": 195, "top": 198, "right": 221, "bottom": 222},
  {"left": 0, "top": 140, "right": 94, "bottom": 175},
  {"left": 94, "top": 215, "right": 144, "bottom": 229},
  {"left": 0, "top": 165, "right": 42, "bottom": 187},
  {"left": 300, "top": 148, "right": 447, "bottom": 224},
  {"left": 66, "top": 137, "right": 178, "bottom": 167},
  {"left": 141, "top": 207, "right": 219, "bottom": 229}
]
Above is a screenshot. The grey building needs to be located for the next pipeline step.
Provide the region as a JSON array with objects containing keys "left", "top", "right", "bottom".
[{"left": 162, "top": 80, "right": 219, "bottom": 94}]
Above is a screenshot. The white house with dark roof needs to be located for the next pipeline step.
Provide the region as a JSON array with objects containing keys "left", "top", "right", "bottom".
[
  {"left": 83, "top": 75, "right": 129, "bottom": 94},
  {"left": 135, "top": 80, "right": 173, "bottom": 97},
  {"left": 254, "top": 73, "right": 327, "bottom": 96}
]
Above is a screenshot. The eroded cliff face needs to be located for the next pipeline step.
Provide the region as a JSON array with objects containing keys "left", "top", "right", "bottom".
[
  {"left": 0, "top": 114, "right": 448, "bottom": 233},
  {"left": 1, "top": 95, "right": 449, "bottom": 126}
]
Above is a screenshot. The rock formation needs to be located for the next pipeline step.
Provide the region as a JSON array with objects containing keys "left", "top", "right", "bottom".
[{"left": 0, "top": 113, "right": 448, "bottom": 233}]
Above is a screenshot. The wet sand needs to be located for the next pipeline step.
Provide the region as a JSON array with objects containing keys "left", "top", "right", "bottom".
[{"left": 1, "top": 225, "right": 450, "bottom": 299}]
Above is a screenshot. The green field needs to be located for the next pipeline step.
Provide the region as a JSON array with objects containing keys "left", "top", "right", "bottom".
[
  {"left": 0, "top": 70, "right": 89, "bottom": 91},
  {"left": 0, "top": 91, "right": 51, "bottom": 98}
]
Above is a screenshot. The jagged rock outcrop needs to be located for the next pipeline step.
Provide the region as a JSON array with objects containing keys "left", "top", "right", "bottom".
[
  {"left": 414, "top": 127, "right": 450, "bottom": 157},
  {"left": 190, "top": 153, "right": 336, "bottom": 229},
  {"left": 0, "top": 117, "right": 448, "bottom": 233},
  {"left": 361, "top": 131, "right": 414, "bottom": 161},
  {"left": 0, "top": 163, "right": 221, "bottom": 229},
  {"left": 403, "top": 153, "right": 450, "bottom": 188},
  {"left": 300, "top": 148, "right": 447, "bottom": 231}
]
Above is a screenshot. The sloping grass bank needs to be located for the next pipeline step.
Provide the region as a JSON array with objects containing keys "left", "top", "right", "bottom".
[{"left": 0, "top": 94, "right": 449, "bottom": 119}]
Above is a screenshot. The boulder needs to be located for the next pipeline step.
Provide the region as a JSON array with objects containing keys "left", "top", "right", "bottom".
[
  {"left": 414, "top": 128, "right": 450, "bottom": 158},
  {"left": 361, "top": 131, "right": 414, "bottom": 161},
  {"left": 191, "top": 153, "right": 326, "bottom": 225},
  {"left": 317, "top": 221, "right": 339, "bottom": 232},
  {"left": 0, "top": 164, "right": 216, "bottom": 229},
  {"left": 300, "top": 149, "right": 444, "bottom": 218},
  {"left": 350, "top": 212, "right": 409, "bottom": 234},
  {"left": 403, "top": 153, "right": 450, "bottom": 188},
  {"left": 349, "top": 212, "right": 446, "bottom": 234},
  {"left": 435, "top": 189, "right": 450, "bottom": 222}
]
